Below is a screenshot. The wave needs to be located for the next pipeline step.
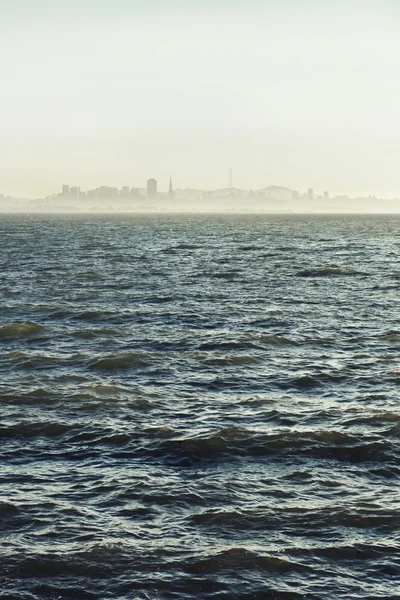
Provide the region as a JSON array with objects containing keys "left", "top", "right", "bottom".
[
  {"left": 346, "top": 331, "right": 400, "bottom": 345},
  {"left": 89, "top": 352, "right": 153, "bottom": 371},
  {"left": 85, "top": 384, "right": 130, "bottom": 396},
  {"left": 0, "top": 421, "right": 73, "bottom": 438},
  {"left": 0, "top": 501, "right": 19, "bottom": 517},
  {"left": 7, "top": 352, "right": 60, "bottom": 369},
  {"left": 174, "top": 243, "right": 201, "bottom": 250},
  {"left": 246, "top": 333, "right": 298, "bottom": 346},
  {"left": 284, "top": 371, "right": 351, "bottom": 389},
  {"left": 210, "top": 271, "right": 241, "bottom": 280},
  {"left": 6, "top": 422, "right": 391, "bottom": 462},
  {"left": 197, "top": 341, "right": 257, "bottom": 351},
  {"left": 71, "top": 327, "right": 121, "bottom": 339},
  {"left": 189, "top": 504, "right": 399, "bottom": 531},
  {"left": 145, "top": 427, "right": 396, "bottom": 464},
  {"left": 201, "top": 353, "right": 264, "bottom": 366},
  {"left": 286, "top": 542, "right": 399, "bottom": 561},
  {"left": 183, "top": 548, "right": 312, "bottom": 575},
  {"left": 289, "top": 375, "right": 322, "bottom": 388},
  {"left": 377, "top": 332, "right": 400, "bottom": 342},
  {"left": 72, "top": 310, "right": 116, "bottom": 321},
  {"left": 0, "top": 322, "right": 44, "bottom": 340},
  {"left": 296, "top": 267, "right": 363, "bottom": 277}
]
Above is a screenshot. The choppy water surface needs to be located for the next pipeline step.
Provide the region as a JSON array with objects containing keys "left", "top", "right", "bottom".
[{"left": 1, "top": 214, "right": 399, "bottom": 600}]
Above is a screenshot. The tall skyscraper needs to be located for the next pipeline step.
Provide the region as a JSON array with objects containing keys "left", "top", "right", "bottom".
[
  {"left": 62, "top": 185, "right": 70, "bottom": 197},
  {"left": 324, "top": 190, "right": 329, "bottom": 200},
  {"left": 147, "top": 178, "right": 157, "bottom": 199},
  {"left": 168, "top": 177, "right": 175, "bottom": 199},
  {"left": 308, "top": 188, "right": 314, "bottom": 200}
]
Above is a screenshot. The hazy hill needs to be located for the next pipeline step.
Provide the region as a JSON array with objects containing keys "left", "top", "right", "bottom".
[{"left": 260, "top": 186, "right": 293, "bottom": 200}]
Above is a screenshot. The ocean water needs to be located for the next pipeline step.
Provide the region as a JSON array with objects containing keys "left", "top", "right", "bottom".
[{"left": 0, "top": 213, "right": 399, "bottom": 600}]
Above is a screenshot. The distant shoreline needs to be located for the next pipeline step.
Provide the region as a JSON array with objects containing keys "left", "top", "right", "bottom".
[{"left": 1, "top": 210, "right": 400, "bottom": 217}]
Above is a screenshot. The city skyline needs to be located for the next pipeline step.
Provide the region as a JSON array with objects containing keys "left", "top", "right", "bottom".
[
  {"left": 2, "top": 178, "right": 337, "bottom": 202},
  {"left": 1, "top": 175, "right": 391, "bottom": 211},
  {"left": 1, "top": 168, "right": 399, "bottom": 203},
  {"left": 0, "top": 173, "right": 393, "bottom": 203}
]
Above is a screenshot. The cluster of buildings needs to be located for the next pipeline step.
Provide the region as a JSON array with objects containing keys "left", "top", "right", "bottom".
[
  {"left": 60, "top": 178, "right": 175, "bottom": 201},
  {"left": 292, "top": 188, "right": 329, "bottom": 201},
  {"left": 55, "top": 180, "right": 332, "bottom": 204}
]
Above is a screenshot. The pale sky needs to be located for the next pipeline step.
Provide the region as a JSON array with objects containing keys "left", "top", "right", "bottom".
[{"left": 1, "top": 0, "right": 399, "bottom": 197}]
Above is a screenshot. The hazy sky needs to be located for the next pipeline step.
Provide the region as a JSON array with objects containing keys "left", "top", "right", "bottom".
[{"left": 1, "top": 0, "right": 399, "bottom": 197}]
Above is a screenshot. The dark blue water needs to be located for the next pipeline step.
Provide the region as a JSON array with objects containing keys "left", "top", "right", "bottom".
[{"left": 1, "top": 214, "right": 399, "bottom": 600}]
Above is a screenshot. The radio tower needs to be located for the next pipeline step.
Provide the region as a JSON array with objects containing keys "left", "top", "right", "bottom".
[{"left": 228, "top": 166, "right": 233, "bottom": 189}]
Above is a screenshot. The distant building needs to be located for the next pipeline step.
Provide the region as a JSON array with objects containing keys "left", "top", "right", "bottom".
[
  {"left": 324, "top": 190, "right": 329, "bottom": 200},
  {"left": 98, "top": 186, "right": 118, "bottom": 198},
  {"left": 308, "top": 188, "right": 314, "bottom": 200},
  {"left": 130, "top": 188, "right": 140, "bottom": 197},
  {"left": 168, "top": 177, "right": 175, "bottom": 200},
  {"left": 69, "top": 186, "right": 80, "bottom": 199},
  {"left": 147, "top": 178, "right": 157, "bottom": 199},
  {"left": 120, "top": 186, "right": 130, "bottom": 197},
  {"left": 292, "top": 190, "right": 299, "bottom": 200},
  {"left": 62, "top": 185, "right": 70, "bottom": 197}
]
